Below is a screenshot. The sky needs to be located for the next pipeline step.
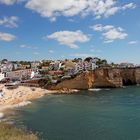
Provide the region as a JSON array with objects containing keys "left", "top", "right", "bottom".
[{"left": 0, "top": 0, "right": 140, "bottom": 64}]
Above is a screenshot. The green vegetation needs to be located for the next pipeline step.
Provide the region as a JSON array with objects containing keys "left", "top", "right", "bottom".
[
  {"left": 40, "top": 60, "right": 51, "bottom": 67},
  {"left": 19, "top": 61, "right": 31, "bottom": 65},
  {"left": 0, "top": 122, "right": 39, "bottom": 140},
  {"left": 38, "top": 76, "right": 52, "bottom": 87},
  {"left": 95, "top": 58, "right": 107, "bottom": 66}
]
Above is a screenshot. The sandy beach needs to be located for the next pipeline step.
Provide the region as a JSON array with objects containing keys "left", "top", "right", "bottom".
[
  {"left": 0, "top": 84, "right": 58, "bottom": 112},
  {"left": 0, "top": 84, "right": 79, "bottom": 114}
]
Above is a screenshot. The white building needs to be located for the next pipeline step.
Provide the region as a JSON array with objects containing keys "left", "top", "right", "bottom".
[
  {"left": 31, "top": 71, "right": 35, "bottom": 79},
  {"left": 119, "top": 63, "right": 135, "bottom": 68},
  {"left": 1, "top": 62, "right": 13, "bottom": 73},
  {"left": 6, "top": 69, "right": 32, "bottom": 80},
  {"left": 75, "top": 63, "right": 83, "bottom": 72},
  {"left": 30, "top": 70, "right": 42, "bottom": 79},
  {"left": 92, "top": 63, "right": 98, "bottom": 70},
  {"left": 31, "top": 61, "right": 40, "bottom": 70},
  {"left": 0, "top": 73, "right": 5, "bottom": 81}
]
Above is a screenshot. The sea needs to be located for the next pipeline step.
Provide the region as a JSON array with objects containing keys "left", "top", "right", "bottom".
[{"left": 6, "top": 86, "right": 140, "bottom": 140}]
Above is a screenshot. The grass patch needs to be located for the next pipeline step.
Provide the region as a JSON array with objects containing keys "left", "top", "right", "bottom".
[{"left": 0, "top": 122, "right": 39, "bottom": 140}]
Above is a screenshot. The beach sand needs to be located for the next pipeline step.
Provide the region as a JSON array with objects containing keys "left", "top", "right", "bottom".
[
  {"left": 0, "top": 84, "right": 79, "bottom": 113},
  {"left": 0, "top": 84, "right": 57, "bottom": 112}
]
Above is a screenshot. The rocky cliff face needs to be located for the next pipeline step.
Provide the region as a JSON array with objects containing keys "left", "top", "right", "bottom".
[
  {"left": 93, "top": 68, "right": 122, "bottom": 88},
  {"left": 93, "top": 68, "right": 140, "bottom": 87},
  {"left": 49, "top": 72, "right": 94, "bottom": 90},
  {"left": 135, "top": 68, "right": 140, "bottom": 84},
  {"left": 48, "top": 68, "right": 140, "bottom": 90},
  {"left": 120, "top": 69, "right": 136, "bottom": 85}
]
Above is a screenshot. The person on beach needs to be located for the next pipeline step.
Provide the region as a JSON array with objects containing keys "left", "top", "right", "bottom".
[{"left": 0, "top": 91, "right": 4, "bottom": 98}]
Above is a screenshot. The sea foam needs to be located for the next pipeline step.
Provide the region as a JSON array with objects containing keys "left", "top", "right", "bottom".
[
  {"left": 88, "top": 88, "right": 110, "bottom": 91},
  {"left": 13, "top": 101, "right": 32, "bottom": 108},
  {"left": 88, "top": 88, "right": 102, "bottom": 91}
]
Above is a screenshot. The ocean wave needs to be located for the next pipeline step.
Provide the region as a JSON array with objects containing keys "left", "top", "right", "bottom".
[
  {"left": 13, "top": 101, "right": 32, "bottom": 108},
  {"left": 88, "top": 88, "right": 110, "bottom": 91},
  {"left": 88, "top": 88, "right": 102, "bottom": 91}
]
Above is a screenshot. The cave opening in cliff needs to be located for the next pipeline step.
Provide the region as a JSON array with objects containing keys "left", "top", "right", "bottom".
[{"left": 122, "top": 79, "right": 134, "bottom": 86}]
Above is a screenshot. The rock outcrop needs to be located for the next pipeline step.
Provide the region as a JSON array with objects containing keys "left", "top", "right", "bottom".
[
  {"left": 135, "top": 68, "right": 140, "bottom": 84},
  {"left": 48, "top": 68, "right": 140, "bottom": 90},
  {"left": 49, "top": 72, "right": 94, "bottom": 90},
  {"left": 93, "top": 68, "right": 122, "bottom": 88},
  {"left": 120, "top": 68, "right": 136, "bottom": 85}
]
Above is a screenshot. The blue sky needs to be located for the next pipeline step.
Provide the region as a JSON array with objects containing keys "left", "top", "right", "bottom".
[{"left": 0, "top": 0, "right": 140, "bottom": 64}]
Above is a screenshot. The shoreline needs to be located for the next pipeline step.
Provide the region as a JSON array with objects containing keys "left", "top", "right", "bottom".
[
  {"left": 0, "top": 84, "right": 79, "bottom": 117},
  {"left": 1, "top": 82, "right": 139, "bottom": 114},
  {"left": 0, "top": 84, "right": 57, "bottom": 120}
]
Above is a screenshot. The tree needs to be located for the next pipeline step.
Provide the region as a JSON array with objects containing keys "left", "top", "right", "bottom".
[
  {"left": 96, "top": 58, "right": 108, "bottom": 66},
  {"left": 41, "top": 61, "right": 51, "bottom": 67},
  {"left": 19, "top": 61, "right": 31, "bottom": 65},
  {"left": 84, "top": 57, "right": 92, "bottom": 62},
  {"left": 101, "top": 59, "right": 107, "bottom": 65},
  {"left": 73, "top": 58, "right": 82, "bottom": 62},
  {"left": 1, "top": 59, "right": 8, "bottom": 64}
]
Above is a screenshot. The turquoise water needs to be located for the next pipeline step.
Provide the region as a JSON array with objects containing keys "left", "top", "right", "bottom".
[{"left": 10, "top": 86, "right": 140, "bottom": 140}]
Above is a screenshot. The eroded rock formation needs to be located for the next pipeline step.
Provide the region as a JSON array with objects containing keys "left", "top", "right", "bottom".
[
  {"left": 93, "top": 68, "right": 122, "bottom": 88},
  {"left": 49, "top": 72, "right": 94, "bottom": 90},
  {"left": 135, "top": 68, "right": 140, "bottom": 84},
  {"left": 49, "top": 68, "right": 140, "bottom": 90}
]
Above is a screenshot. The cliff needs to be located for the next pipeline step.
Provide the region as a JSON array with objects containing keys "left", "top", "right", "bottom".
[
  {"left": 48, "top": 68, "right": 140, "bottom": 90},
  {"left": 93, "top": 68, "right": 122, "bottom": 88},
  {"left": 120, "top": 68, "right": 136, "bottom": 85},
  {"left": 135, "top": 68, "right": 140, "bottom": 84},
  {"left": 49, "top": 72, "right": 94, "bottom": 90}
]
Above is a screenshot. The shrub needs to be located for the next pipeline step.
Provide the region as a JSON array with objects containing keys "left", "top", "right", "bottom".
[{"left": 0, "top": 122, "right": 39, "bottom": 140}]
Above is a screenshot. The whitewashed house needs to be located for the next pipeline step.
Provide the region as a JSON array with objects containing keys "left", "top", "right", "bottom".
[
  {"left": 30, "top": 70, "right": 42, "bottom": 79},
  {"left": 1, "top": 62, "right": 13, "bottom": 73},
  {"left": 119, "top": 63, "right": 135, "bottom": 68},
  {"left": 0, "top": 72, "right": 5, "bottom": 81}
]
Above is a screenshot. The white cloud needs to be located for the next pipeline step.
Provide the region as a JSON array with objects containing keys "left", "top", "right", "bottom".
[
  {"left": 91, "top": 24, "right": 127, "bottom": 43},
  {"left": 25, "top": 0, "right": 136, "bottom": 20},
  {"left": 71, "top": 53, "right": 92, "bottom": 57},
  {"left": 103, "top": 28, "right": 127, "bottom": 42},
  {"left": 70, "top": 53, "right": 98, "bottom": 58},
  {"left": 0, "top": 0, "right": 17, "bottom": 5},
  {"left": 128, "top": 41, "right": 138, "bottom": 45},
  {"left": 47, "top": 30, "right": 90, "bottom": 49},
  {"left": 0, "top": 32, "right": 16, "bottom": 41},
  {"left": 0, "top": 16, "right": 18, "bottom": 28},
  {"left": 20, "top": 44, "right": 38, "bottom": 49},
  {"left": 0, "top": 0, "right": 26, "bottom": 5},
  {"left": 104, "top": 40, "right": 114, "bottom": 43},
  {"left": 122, "top": 3, "right": 136, "bottom": 10},
  {"left": 90, "top": 24, "right": 114, "bottom": 31},
  {"left": 20, "top": 44, "right": 31, "bottom": 48}
]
